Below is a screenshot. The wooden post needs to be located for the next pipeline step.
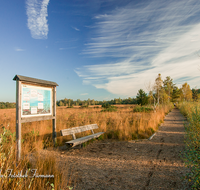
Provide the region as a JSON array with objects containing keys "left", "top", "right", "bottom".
[
  {"left": 13, "top": 75, "right": 58, "bottom": 157},
  {"left": 52, "top": 86, "right": 57, "bottom": 146},
  {"left": 16, "top": 80, "right": 22, "bottom": 162}
]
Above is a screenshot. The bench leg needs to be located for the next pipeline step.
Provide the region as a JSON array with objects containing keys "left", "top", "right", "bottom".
[
  {"left": 73, "top": 144, "right": 82, "bottom": 149},
  {"left": 65, "top": 143, "right": 82, "bottom": 149},
  {"left": 65, "top": 144, "right": 72, "bottom": 150}
]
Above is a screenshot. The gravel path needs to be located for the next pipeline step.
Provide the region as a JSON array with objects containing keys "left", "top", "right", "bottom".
[{"left": 40, "top": 108, "right": 190, "bottom": 190}]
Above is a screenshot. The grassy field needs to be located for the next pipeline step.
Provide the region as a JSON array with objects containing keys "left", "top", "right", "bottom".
[
  {"left": 0, "top": 104, "right": 173, "bottom": 189},
  {"left": 1, "top": 104, "right": 173, "bottom": 146},
  {"left": 177, "top": 102, "right": 200, "bottom": 189},
  {"left": 0, "top": 126, "right": 68, "bottom": 190}
]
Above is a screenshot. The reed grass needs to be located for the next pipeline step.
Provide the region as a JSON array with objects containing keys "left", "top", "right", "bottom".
[
  {"left": 178, "top": 102, "right": 200, "bottom": 189},
  {"left": 0, "top": 103, "right": 173, "bottom": 189},
  {"left": 0, "top": 104, "right": 173, "bottom": 147},
  {"left": 0, "top": 125, "right": 73, "bottom": 189}
]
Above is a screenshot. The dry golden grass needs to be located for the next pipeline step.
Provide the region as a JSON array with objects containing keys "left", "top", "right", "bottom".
[
  {"left": 0, "top": 104, "right": 173, "bottom": 189},
  {"left": 0, "top": 104, "right": 173, "bottom": 148},
  {"left": 0, "top": 127, "right": 71, "bottom": 190},
  {"left": 0, "top": 109, "right": 73, "bottom": 190}
]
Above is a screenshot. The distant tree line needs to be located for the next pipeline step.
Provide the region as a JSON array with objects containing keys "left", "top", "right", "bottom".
[
  {"left": 57, "top": 74, "right": 200, "bottom": 107},
  {"left": 1, "top": 74, "right": 199, "bottom": 109},
  {"left": 57, "top": 97, "right": 137, "bottom": 107},
  {"left": 0, "top": 102, "right": 16, "bottom": 109}
]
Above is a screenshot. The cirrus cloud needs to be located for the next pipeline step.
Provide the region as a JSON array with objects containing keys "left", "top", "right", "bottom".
[
  {"left": 76, "top": 0, "right": 200, "bottom": 96},
  {"left": 26, "top": 0, "right": 50, "bottom": 39},
  {"left": 15, "top": 47, "right": 25, "bottom": 51}
]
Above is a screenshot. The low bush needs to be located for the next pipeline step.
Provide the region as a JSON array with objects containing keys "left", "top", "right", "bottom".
[
  {"left": 67, "top": 106, "right": 74, "bottom": 108},
  {"left": 133, "top": 106, "right": 154, "bottom": 113},
  {"left": 80, "top": 105, "right": 88, "bottom": 108},
  {"left": 102, "top": 103, "right": 110, "bottom": 109},
  {"left": 101, "top": 104, "right": 117, "bottom": 112}
]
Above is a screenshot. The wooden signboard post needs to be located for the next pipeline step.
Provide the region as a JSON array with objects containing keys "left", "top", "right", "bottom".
[{"left": 13, "top": 75, "right": 58, "bottom": 162}]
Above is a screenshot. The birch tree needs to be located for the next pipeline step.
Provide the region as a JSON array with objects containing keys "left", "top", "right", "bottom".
[
  {"left": 181, "top": 82, "right": 192, "bottom": 101},
  {"left": 154, "top": 73, "right": 163, "bottom": 104}
]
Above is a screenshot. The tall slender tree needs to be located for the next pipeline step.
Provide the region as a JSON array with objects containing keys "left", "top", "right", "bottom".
[
  {"left": 154, "top": 73, "right": 163, "bottom": 104},
  {"left": 192, "top": 88, "right": 198, "bottom": 101},
  {"left": 171, "top": 86, "right": 181, "bottom": 102},
  {"left": 181, "top": 82, "right": 192, "bottom": 101},
  {"left": 136, "top": 89, "right": 148, "bottom": 106},
  {"left": 163, "top": 76, "right": 175, "bottom": 103}
]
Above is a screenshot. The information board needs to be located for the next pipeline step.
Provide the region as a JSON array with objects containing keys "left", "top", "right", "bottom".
[{"left": 21, "top": 84, "right": 52, "bottom": 117}]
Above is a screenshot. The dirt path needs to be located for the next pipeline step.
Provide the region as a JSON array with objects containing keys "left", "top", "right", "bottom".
[{"left": 41, "top": 108, "right": 190, "bottom": 190}]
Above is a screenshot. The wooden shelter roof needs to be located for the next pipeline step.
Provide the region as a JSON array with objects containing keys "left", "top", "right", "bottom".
[{"left": 13, "top": 75, "right": 58, "bottom": 86}]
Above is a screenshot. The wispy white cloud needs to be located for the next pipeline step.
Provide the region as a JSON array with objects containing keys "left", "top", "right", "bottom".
[
  {"left": 72, "top": 26, "right": 80, "bottom": 31},
  {"left": 26, "top": 0, "right": 50, "bottom": 39},
  {"left": 80, "top": 93, "right": 88, "bottom": 95},
  {"left": 94, "top": 14, "right": 108, "bottom": 19},
  {"left": 55, "top": 38, "right": 78, "bottom": 43},
  {"left": 59, "top": 47, "right": 77, "bottom": 50},
  {"left": 59, "top": 48, "right": 65, "bottom": 50},
  {"left": 15, "top": 47, "right": 25, "bottom": 51},
  {"left": 76, "top": 0, "right": 200, "bottom": 96}
]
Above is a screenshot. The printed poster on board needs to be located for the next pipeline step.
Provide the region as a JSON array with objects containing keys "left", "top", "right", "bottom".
[{"left": 21, "top": 85, "right": 52, "bottom": 117}]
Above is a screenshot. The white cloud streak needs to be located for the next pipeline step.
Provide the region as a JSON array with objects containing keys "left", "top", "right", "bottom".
[
  {"left": 26, "top": 0, "right": 50, "bottom": 39},
  {"left": 80, "top": 93, "right": 88, "bottom": 96},
  {"left": 15, "top": 47, "right": 25, "bottom": 51},
  {"left": 76, "top": 0, "right": 200, "bottom": 96},
  {"left": 72, "top": 26, "right": 80, "bottom": 31},
  {"left": 59, "top": 47, "right": 77, "bottom": 50}
]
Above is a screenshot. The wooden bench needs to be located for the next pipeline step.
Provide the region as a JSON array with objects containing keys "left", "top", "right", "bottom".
[{"left": 60, "top": 124, "right": 104, "bottom": 148}]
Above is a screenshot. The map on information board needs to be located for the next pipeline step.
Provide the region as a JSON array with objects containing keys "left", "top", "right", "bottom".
[{"left": 21, "top": 85, "right": 52, "bottom": 117}]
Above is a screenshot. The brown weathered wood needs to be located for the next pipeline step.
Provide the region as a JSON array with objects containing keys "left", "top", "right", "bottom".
[
  {"left": 21, "top": 82, "right": 54, "bottom": 89},
  {"left": 60, "top": 124, "right": 99, "bottom": 136},
  {"left": 14, "top": 74, "right": 58, "bottom": 162},
  {"left": 65, "top": 132, "right": 104, "bottom": 147},
  {"left": 16, "top": 80, "right": 22, "bottom": 162},
  {"left": 72, "top": 133, "right": 76, "bottom": 140},
  {"left": 21, "top": 116, "right": 55, "bottom": 123},
  {"left": 52, "top": 86, "right": 57, "bottom": 146},
  {"left": 60, "top": 124, "right": 104, "bottom": 147},
  {"left": 13, "top": 75, "right": 58, "bottom": 86}
]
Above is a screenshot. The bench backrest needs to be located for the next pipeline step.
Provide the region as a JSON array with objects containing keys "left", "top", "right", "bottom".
[{"left": 60, "top": 124, "right": 98, "bottom": 136}]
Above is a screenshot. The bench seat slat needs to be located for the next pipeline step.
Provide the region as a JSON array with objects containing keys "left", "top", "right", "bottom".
[
  {"left": 65, "top": 132, "right": 104, "bottom": 147},
  {"left": 61, "top": 124, "right": 98, "bottom": 136}
]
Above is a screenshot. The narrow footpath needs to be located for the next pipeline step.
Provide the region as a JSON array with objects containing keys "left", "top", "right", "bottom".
[{"left": 41, "top": 108, "right": 190, "bottom": 190}]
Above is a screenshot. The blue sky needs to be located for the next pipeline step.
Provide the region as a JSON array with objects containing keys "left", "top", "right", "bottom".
[{"left": 1, "top": 0, "right": 200, "bottom": 102}]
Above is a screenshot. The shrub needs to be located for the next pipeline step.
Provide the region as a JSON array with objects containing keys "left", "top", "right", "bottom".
[
  {"left": 67, "top": 106, "right": 74, "bottom": 108},
  {"left": 80, "top": 105, "right": 88, "bottom": 108},
  {"left": 102, "top": 103, "right": 109, "bottom": 108},
  {"left": 133, "top": 106, "right": 154, "bottom": 113},
  {"left": 101, "top": 104, "right": 117, "bottom": 112}
]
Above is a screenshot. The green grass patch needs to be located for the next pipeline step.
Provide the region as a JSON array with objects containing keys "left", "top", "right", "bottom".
[
  {"left": 101, "top": 103, "right": 118, "bottom": 112},
  {"left": 133, "top": 105, "right": 154, "bottom": 113}
]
